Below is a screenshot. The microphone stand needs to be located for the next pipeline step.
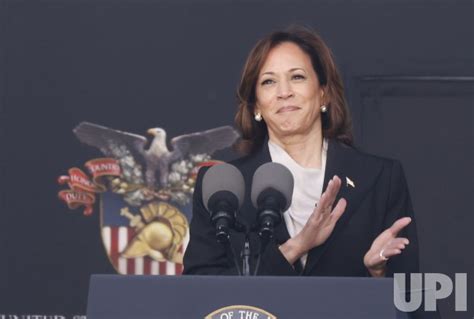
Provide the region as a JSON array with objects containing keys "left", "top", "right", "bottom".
[
  {"left": 215, "top": 217, "right": 244, "bottom": 276},
  {"left": 241, "top": 231, "right": 251, "bottom": 276},
  {"left": 219, "top": 221, "right": 253, "bottom": 276},
  {"left": 214, "top": 217, "right": 264, "bottom": 276},
  {"left": 223, "top": 221, "right": 248, "bottom": 276},
  {"left": 252, "top": 223, "right": 271, "bottom": 276},
  {"left": 224, "top": 240, "right": 242, "bottom": 276}
]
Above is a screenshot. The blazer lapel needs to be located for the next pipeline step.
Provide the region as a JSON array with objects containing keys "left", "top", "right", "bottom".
[{"left": 302, "top": 140, "right": 383, "bottom": 275}]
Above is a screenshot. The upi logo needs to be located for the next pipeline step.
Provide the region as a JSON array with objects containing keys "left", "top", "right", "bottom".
[{"left": 394, "top": 273, "right": 468, "bottom": 312}]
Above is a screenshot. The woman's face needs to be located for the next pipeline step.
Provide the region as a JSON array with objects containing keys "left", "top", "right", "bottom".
[{"left": 255, "top": 41, "right": 325, "bottom": 140}]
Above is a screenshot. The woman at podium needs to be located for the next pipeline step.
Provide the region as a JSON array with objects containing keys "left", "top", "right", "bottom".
[{"left": 183, "top": 26, "right": 419, "bottom": 278}]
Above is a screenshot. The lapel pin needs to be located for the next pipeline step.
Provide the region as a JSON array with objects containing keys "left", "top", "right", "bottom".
[{"left": 346, "top": 176, "right": 355, "bottom": 188}]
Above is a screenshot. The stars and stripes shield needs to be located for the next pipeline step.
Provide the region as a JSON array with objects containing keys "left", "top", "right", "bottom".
[
  {"left": 102, "top": 226, "right": 187, "bottom": 275},
  {"left": 100, "top": 192, "right": 190, "bottom": 275}
]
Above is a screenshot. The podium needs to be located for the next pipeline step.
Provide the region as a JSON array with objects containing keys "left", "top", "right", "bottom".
[{"left": 87, "top": 275, "right": 410, "bottom": 319}]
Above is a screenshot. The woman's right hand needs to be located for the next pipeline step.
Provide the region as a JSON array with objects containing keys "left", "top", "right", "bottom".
[{"left": 279, "top": 175, "right": 347, "bottom": 264}]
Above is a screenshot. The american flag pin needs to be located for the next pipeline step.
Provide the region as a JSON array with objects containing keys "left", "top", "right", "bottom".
[{"left": 346, "top": 176, "right": 355, "bottom": 188}]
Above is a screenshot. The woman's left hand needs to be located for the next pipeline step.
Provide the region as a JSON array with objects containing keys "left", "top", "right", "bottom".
[{"left": 363, "top": 217, "right": 412, "bottom": 277}]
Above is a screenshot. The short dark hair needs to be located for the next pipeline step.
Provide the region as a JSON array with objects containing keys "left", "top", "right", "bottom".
[{"left": 234, "top": 25, "right": 353, "bottom": 155}]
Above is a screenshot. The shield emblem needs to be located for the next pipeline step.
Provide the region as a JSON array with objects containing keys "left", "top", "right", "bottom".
[
  {"left": 58, "top": 122, "right": 239, "bottom": 276},
  {"left": 100, "top": 191, "right": 190, "bottom": 275}
]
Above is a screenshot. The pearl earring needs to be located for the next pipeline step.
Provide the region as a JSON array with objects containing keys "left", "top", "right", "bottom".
[
  {"left": 254, "top": 112, "right": 262, "bottom": 122},
  {"left": 320, "top": 105, "right": 327, "bottom": 113}
]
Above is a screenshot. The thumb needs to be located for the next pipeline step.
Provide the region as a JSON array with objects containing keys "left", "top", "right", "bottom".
[{"left": 388, "top": 217, "right": 412, "bottom": 237}]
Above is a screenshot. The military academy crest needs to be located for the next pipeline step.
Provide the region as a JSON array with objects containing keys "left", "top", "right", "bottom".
[{"left": 58, "top": 122, "right": 238, "bottom": 275}]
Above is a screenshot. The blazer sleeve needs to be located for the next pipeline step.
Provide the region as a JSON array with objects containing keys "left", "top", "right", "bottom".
[
  {"left": 255, "top": 242, "right": 300, "bottom": 275},
  {"left": 384, "top": 160, "right": 420, "bottom": 277}
]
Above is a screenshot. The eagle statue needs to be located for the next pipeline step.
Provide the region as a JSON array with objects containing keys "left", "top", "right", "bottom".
[{"left": 73, "top": 121, "right": 239, "bottom": 206}]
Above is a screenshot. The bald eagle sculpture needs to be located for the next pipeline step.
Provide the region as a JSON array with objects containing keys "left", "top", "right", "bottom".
[{"left": 73, "top": 122, "right": 239, "bottom": 189}]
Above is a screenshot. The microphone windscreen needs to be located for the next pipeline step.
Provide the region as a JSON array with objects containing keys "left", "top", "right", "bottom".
[
  {"left": 251, "top": 162, "right": 294, "bottom": 211},
  {"left": 202, "top": 163, "right": 245, "bottom": 211}
]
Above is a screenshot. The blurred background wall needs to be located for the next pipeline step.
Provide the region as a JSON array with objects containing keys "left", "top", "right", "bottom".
[{"left": 1, "top": 0, "right": 472, "bottom": 318}]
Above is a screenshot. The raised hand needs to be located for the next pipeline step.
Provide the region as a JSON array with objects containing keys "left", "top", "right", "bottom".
[
  {"left": 363, "top": 217, "right": 412, "bottom": 277},
  {"left": 279, "top": 175, "right": 347, "bottom": 264}
]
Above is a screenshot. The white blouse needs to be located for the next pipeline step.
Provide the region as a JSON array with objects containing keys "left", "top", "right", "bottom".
[{"left": 268, "top": 139, "right": 328, "bottom": 267}]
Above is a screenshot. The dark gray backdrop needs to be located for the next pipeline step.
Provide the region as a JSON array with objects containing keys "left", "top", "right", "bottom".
[{"left": 1, "top": 0, "right": 473, "bottom": 318}]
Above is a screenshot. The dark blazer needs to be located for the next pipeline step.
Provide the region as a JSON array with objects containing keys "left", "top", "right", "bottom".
[{"left": 183, "top": 139, "right": 419, "bottom": 277}]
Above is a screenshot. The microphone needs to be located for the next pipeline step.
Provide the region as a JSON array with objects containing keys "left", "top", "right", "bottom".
[
  {"left": 251, "top": 162, "right": 294, "bottom": 240},
  {"left": 202, "top": 163, "right": 245, "bottom": 243}
]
